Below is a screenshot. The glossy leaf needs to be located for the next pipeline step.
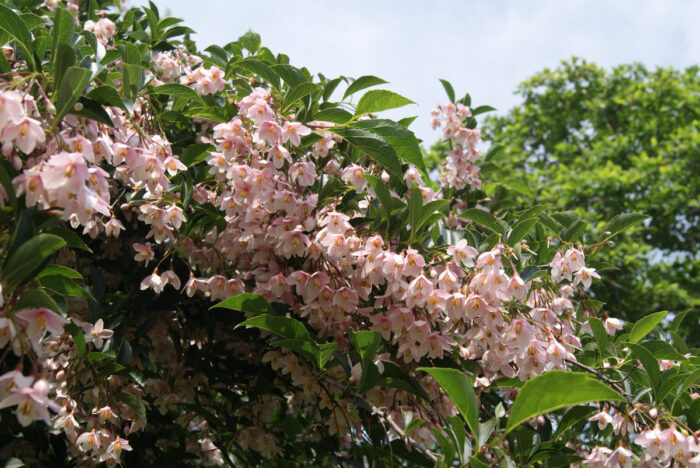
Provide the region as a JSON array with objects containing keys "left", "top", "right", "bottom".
[
  {"left": 418, "top": 367, "right": 478, "bottom": 436},
  {"left": 505, "top": 370, "right": 624, "bottom": 434},
  {"left": 343, "top": 75, "right": 388, "bottom": 99},
  {"left": 211, "top": 293, "right": 273, "bottom": 315},
  {"left": 1, "top": 234, "right": 66, "bottom": 290}
]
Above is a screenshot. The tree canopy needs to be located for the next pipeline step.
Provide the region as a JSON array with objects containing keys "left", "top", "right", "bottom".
[{"left": 482, "top": 58, "right": 699, "bottom": 345}]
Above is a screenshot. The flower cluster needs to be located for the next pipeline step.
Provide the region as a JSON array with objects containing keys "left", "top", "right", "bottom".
[{"left": 433, "top": 102, "right": 483, "bottom": 190}]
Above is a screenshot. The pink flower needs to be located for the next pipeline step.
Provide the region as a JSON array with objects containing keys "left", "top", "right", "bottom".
[
  {"left": 82, "top": 319, "right": 114, "bottom": 349},
  {"left": 604, "top": 317, "right": 624, "bottom": 335},
  {"left": 574, "top": 266, "right": 600, "bottom": 288},
  {"left": 0, "top": 378, "right": 57, "bottom": 426},
  {"left": 0, "top": 90, "right": 24, "bottom": 132},
  {"left": 133, "top": 243, "right": 155, "bottom": 265},
  {"left": 448, "top": 239, "right": 478, "bottom": 267},
  {"left": 14, "top": 307, "right": 66, "bottom": 346},
  {"left": 2, "top": 117, "right": 45, "bottom": 154},
  {"left": 289, "top": 161, "right": 316, "bottom": 186},
  {"left": 105, "top": 218, "right": 125, "bottom": 238},
  {"left": 282, "top": 121, "right": 311, "bottom": 146}
]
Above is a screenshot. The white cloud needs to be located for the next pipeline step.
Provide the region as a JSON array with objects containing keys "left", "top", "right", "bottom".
[{"left": 136, "top": 0, "right": 699, "bottom": 143}]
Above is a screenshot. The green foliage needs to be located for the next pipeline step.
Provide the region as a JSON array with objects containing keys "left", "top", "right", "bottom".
[{"left": 483, "top": 58, "right": 700, "bottom": 344}]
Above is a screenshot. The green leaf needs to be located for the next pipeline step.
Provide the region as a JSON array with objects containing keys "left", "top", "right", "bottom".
[
  {"left": 505, "top": 370, "right": 624, "bottom": 434},
  {"left": 36, "top": 264, "right": 82, "bottom": 280},
  {"left": 283, "top": 82, "right": 320, "bottom": 111},
  {"left": 70, "top": 97, "right": 114, "bottom": 127},
  {"left": 354, "top": 89, "right": 414, "bottom": 117},
  {"left": 0, "top": 5, "right": 37, "bottom": 71},
  {"left": 15, "top": 288, "right": 61, "bottom": 314},
  {"left": 211, "top": 293, "right": 273, "bottom": 315},
  {"left": 1, "top": 234, "right": 66, "bottom": 290},
  {"left": 416, "top": 199, "right": 450, "bottom": 233},
  {"left": 364, "top": 175, "right": 392, "bottom": 222},
  {"left": 353, "top": 119, "right": 427, "bottom": 176},
  {"left": 86, "top": 351, "right": 113, "bottom": 364},
  {"left": 562, "top": 219, "right": 587, "bottom": 242},
  {"left": 404, "top": 418, "right": 427, "bottom": 437},
  {"left": 43, "top": 227, "right": 92, "bottom": 253},
  {"left": 239, "top": 29, "right": 261, "bottom": 53},
  {"left": 271, "top": 64, "right": 306, "bottom": 88},
  {"left": 318, "top": 177, "right": 347, "bottom": 208},
  {"left": 629, "top": 343, "right": 660, "bottom": 391},
  {"left": 508, "top": 217, "right": 538, "bottom": 245},
  {"left": 603, "top": 213, "right": 650, "bottom": 240},
  {"left": 470, "top": 105, "right": 497, "bottom": 116},
  {"left": 53, "top": 66, "right": 92, "bottom": 125},
  {"left": 350, "top": 330, "right": 383, "bottom": 392},
  {"left": 180, "top": 143, "right": 213, "bottom": 167},
  {"left": 552, "top": 405, "right": 596, "bottom": 440},
  {"left": 229, "top": 58, "right": 279, "bottom": 89},
  {"left": 459, "top": 208, "right": 505, "bottom": 236},
  {"left": 235, "top": 314, "right": 311, "bottom": 340},
  {"left": 122, "top": 63, "right": 144, "bottom": 102},
  {"left": 588, "top": 317, "right": 609, "bottom": 358},
  {"left": 114, "top": 391, "right": 147, "bottom": 423},
  {"left": 439, "top": 79, "right": 455, "bottom": 102},
  {"left": 39, "top": 275, "right": 88, "bottom": 298},
  {"left": 408, "top": 182, "right": 423, "bottom": 240},
  {"left": 312, "top": 107, "right": 353, "bottom": 124},
  {"left": 418, "top": 367, "right": 478, "bottom": 437},
  {"left": 65, "top": 322, "right": 86, "bottom": 358},
  {"left": 519, "top": 266, "right": 547, "bottom": 283},
  {"left": 87, "top": 86, "right": 125, "bottom": 109},
  {"left": 629, "top": 311, "right": 668, "bottom": 343},
  {"left": 270, "top": 338, "right": 320, "bottom": 367},
  {"left": 331, "top": 127, "right": 402, "bottom": 178},
  {"left": 151, "top": 83, "right": 204, "bottom": 103},
  {"left": 343, "top": 75, "right": 388, "bottom": 99}
]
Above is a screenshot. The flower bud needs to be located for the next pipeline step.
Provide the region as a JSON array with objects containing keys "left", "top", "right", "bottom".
[{"left": 73, "top": 102, "right": 83, "bottom": 111}]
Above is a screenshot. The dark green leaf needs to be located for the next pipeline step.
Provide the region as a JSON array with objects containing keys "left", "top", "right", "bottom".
[
  {"left": 331, "top": 127, "right": 402, "bottom": 178},
  {"left": 439, "top": 79, "right": 455, "bottom": 102},
  {"left": 229, "top": 58, "right": 279, "bottom": 89},
  {"left": 0, "top": 5, "right": 37, "bottom": 70},
  {"left": 552, "top": 405, "right": 596, "bottom": 439},
  {"left": 459, "top": 208, "right": 505, "bottom": 236},
  {"left": 114, "top": 391, "right": 147, "bottom": 423},
  {"left": 66, "top": 322, "right": 86, "bottom": 357},
  {"left": 53, "top": 66, "right": 91, "bottom": 125},
  {"left": 318, "top": 177, "right": 347, "bottom": 208},
  {"left": 87, "top": 86, "right": 125, "bottom": 110},
  {"left": 283, "top": 82, "right": 320, "bottom": 111},
  {"left": 508, "top": 218, "right": 539, "bottom": 245},
  {"left": 151, "top": 83, "right": 204, "bottom": 103},
  {"left": 353, "top": 119, "right": 427, "bottom": 176},
  {"left": 1, "top": 234, "right": 66, "bottom": 290},
  {"left": 562, "top": 219, "right": 587, "bottom": 242},
  {"left": 470, "top": 105, "right": 497, "bottom": 116},
  {"left": 43, "top": 227, "right": 92, "bottom": 253},
  {"left": 70, "top": 97, "right": 114, "bottom": 127},
  {"left": 629, "top": 343, "right": 660, "bottom": 391}
]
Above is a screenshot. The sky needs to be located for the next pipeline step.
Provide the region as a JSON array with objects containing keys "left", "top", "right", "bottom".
[{"left": 135, "top": 0, "right": 700, "bottom": 144}]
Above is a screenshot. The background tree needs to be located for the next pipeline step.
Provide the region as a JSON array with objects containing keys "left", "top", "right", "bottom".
[{"left": 480, "top": 58, "right": 699, "bottom": 345}]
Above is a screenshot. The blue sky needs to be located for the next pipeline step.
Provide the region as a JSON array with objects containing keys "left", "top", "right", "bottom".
[{"left": 137, "top": 0, "right": 699, "bottom": 143}]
